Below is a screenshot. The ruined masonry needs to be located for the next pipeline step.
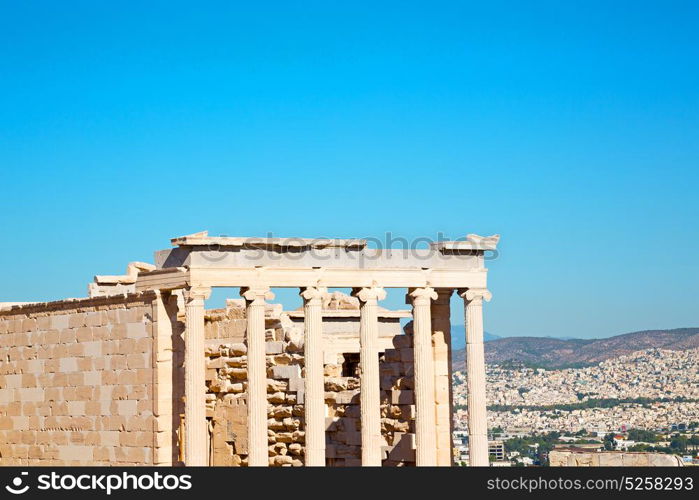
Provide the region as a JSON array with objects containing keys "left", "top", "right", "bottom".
[{"left": 0, "top": 231, "right": 499, "bottom": 466}]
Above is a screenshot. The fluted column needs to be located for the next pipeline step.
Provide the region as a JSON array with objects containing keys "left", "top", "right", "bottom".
[
  {"left": 408, "top": 287, "right": 438, "bottom": 466},
  {"left": 184, "top": 286, "right": 211, "bottom": 466},
  {"left": 241, "top": 286, "right": 275, "bottom": 467},
  {"left": 352, "top": 286, "right": 386, "bottom": 466},
  {"left": 300, "top": 286, "right": 327, "bottom": 466},
  {"left": 432, "top": 288, "right": 454, "bottom": 466},
  {"left": 459, "top": 288, "right": 492, "bottom": 466}
]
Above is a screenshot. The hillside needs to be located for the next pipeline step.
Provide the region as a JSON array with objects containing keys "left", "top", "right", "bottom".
[{"left": 451, "top": 327, "right": 699, "bottom": 369}]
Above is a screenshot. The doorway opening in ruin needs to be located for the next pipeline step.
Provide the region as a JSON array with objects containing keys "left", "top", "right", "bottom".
[{"left": 341, "top": 352, "right": 360, "bottom": 377}]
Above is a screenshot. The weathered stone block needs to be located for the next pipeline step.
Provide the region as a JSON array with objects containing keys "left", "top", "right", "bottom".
[
  {"left": 265, "top": 341, "right": 285, "bottom": 355},
  {"left": 270, "top": 365, "right": 301, "bottom": 380},
  {"left": 391, "top": 390, "right": 414, "bottom": 405}
]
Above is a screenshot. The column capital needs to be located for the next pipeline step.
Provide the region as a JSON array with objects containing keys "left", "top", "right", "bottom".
[
  {"left": 407, "top": 287, "right": 438, "bottom": 305},
  {"left": 433, "top": 288, "right": 454, "bottom": 305},
  {"left": 351, "top": 286, "right": 386, "bottom": 303},
  {"left": 299, "top": 286, "right": 328, "bottom": 304},
  {"left": 184, "top": 286, "right": 211, "bottom": 303},
  {"left": 458, "top": 288, "right": 492, "bottom": 303},
  {"left": 240, "top": 286, "right": 275, "bottom": 305}
]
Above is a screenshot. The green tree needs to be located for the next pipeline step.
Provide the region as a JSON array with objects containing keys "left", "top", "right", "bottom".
[
  {"left": 603, "top": 433, "right": 616, "bottom": 451},
  {"left": 627, "top": 429, "right": 658, "bottom": 443},
  {"left": 670, "top": 436, "right": 688, "bottom": 453}
]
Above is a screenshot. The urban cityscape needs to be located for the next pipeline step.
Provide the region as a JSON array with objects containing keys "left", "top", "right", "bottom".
[{"left": 452, "top": 347, "right": 699, "bottom": 466}]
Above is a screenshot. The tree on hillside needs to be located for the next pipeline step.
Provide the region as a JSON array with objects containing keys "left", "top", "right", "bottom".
[
  {"left": 603, "top": 433, "right": 616, "bottom": 451},
  {"left": 670, "top": 436, "right": 688, "bottom": 453},
  {"left": 627, "top": 429, "right": 658, "bottom": 442}
]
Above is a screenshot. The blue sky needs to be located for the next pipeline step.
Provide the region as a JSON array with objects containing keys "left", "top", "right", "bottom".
[{"left": 1, "top": 1, "right": 697, "bottom": 339}]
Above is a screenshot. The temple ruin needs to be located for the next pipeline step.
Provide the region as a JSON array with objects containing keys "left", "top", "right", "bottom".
[{"left": 0, "top": 231, "right": 499, "bottom": 466}]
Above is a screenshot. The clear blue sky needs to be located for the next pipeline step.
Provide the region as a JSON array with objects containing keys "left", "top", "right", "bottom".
[{"left": 1, "top": 1, "right": 697, "bottom": 339}]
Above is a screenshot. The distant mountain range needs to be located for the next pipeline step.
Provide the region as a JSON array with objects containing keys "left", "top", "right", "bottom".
[
  {"left": 450, "top": 326, "right": 499, "bottom": 350},
  {"left": 451, "top": 327, "right": 699, "bottom": 369}
]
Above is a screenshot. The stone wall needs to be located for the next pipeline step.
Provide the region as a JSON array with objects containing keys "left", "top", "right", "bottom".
[
  {"left": 549, "top": 449, "right": 684, "bottom": 466},
  {"left": 0, "top": 292, "right": 178, "bottom": 466}
]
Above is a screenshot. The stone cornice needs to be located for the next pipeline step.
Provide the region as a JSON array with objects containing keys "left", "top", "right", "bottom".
[
  {"left": 431, "top": 234, "right": 500, "bottom": 252},
  {"left": 171, "top": 231, "right": 366, "bottom": 249},
  {"left": 94, "top": 261, "right": 156, "bottom": 285},
  {"left": 0, "top": 291, "right": 158, "bottom": 317}
]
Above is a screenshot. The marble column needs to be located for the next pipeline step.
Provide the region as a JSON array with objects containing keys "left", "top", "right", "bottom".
[
  {"left": 408, "top": 287, "right": 438, "bottom": 466},
  {"left": 241, "top": 286, "right": 275, "bottom": 467},
  {"left": 459, "top": 288, "right": 492, "bottom": 466},
  {"left": 300, "top": 286, "right": 327, "bottom": 466},
  {"left": 352, "top": 286, "right": 386, "bottom": 466},
  {"left": 432, "top": 288, "right": 454, "bottom": 466},
  {"left": 184, "top": 286, "right": 211, "bottom": 466}
]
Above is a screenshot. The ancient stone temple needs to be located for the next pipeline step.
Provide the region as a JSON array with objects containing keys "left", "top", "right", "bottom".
[{"left": 0, "top": 231, "right": 499, "bottom": 466}]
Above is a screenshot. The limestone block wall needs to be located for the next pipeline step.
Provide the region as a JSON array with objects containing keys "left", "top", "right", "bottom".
[
  {"left": 324, "top": 333, "right": 417, "bottom": 466},
  {"left": 0, "top": 292, "right": 176, "bottom": 466},
  {"left": 205, "top": 302, "right": 305, "bottom": 466},
  {"left": 549, "top": 449, "right": 684, "bottom": 466},
  {"left": 378, "top": 331, "right": 416, "bottom": 466}
]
